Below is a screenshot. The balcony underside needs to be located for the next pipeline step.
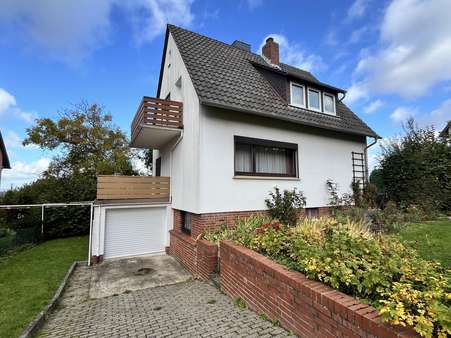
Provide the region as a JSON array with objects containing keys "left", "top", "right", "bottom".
[{"left": 131, "top": 124, "right": 182, "bottom": 149}]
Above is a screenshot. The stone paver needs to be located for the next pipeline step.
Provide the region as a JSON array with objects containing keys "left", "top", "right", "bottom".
[{"left": 39, "top": 266, "right": 291, "bottom": 337}]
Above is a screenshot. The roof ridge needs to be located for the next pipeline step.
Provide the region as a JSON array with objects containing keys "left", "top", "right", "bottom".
[
  {"left": 167, "top": 24, "right": 261, "bottom": 58},
  {"left": 167, "top": 24, "right": 318, "bottom": 76}
]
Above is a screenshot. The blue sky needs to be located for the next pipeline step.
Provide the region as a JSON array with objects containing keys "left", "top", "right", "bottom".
[{"left": 1, "top": 0, "right": 450, "bottom": 190}]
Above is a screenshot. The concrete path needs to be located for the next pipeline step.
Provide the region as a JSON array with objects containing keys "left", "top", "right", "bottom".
[
  {"left": 90, "top": 255, "right": 192, "bottom": 299},
  {"left": 39, "top": 264, "right": 291, "bottom": 337}
]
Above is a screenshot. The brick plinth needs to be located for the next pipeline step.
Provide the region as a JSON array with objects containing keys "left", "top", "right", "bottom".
[
  {"left": 220, "top": 240, "right": 418, "bottom": 338},
  {"left": 173, "top": 209, "right": 268, "bottom": 239},
  {"left": 168, "top": 230, "right": 218, "bottom": 280}
]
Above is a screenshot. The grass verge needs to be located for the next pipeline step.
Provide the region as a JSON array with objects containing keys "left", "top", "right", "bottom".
[
  {"left": 397, "top": 218, "right": 451, "bottom": 268},
  {"left": 0, "top": 236, "right": 88, "bottom": 337}
]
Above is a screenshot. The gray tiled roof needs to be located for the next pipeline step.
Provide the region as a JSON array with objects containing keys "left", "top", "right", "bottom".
[{"left": 167, "top": 25, "right": 379, "bottom": 138}]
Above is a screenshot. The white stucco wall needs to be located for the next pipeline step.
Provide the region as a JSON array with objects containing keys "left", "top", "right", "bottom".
[
  {"left": 198, "top": 106, "right": 367, "bottom": 213},
  {"left": 156, "top": 32, "right": 201, "bottom": 213}
]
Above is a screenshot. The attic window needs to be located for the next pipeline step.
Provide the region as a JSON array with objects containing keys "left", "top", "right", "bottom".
[
  {"left": 308, "top": 88, "right": 321, "bottom": 112},
  {"left": 290, "top": 82, "right": 305, "bottom": 108},
  {"left": 323, "top": 93, "right": 336, "bottom": 115}
]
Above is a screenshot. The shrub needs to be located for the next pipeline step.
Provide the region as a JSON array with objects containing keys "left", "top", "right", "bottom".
[
  {"left": 265, "top": 187, "right": 306, "bottom": 226},
  {"left": 335, "top": 200, "right": 435, "bottom": 234},
  {"left": 206, "top": 216, "right": 451, "bottom": 337}
]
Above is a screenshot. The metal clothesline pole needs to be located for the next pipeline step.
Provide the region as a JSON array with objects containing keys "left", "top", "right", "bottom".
[
  {"left": 41, "top": 205, "right": 44, "bottom": 234},
  {"left": 0, "top": 201, "right": 94, "bottom": 243}
]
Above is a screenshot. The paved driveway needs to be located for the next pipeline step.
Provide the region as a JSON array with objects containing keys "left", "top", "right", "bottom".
[{"left": 39, "top": 264, "right": 291, "bottom": 337}]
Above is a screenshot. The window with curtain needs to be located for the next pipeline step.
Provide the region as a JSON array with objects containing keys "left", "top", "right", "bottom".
[
  {"left": 234, "top": 136, "right": 298, "bottom": 177},
  {"left": 308, "top": 88, "right": 321, "bottom": 111}
]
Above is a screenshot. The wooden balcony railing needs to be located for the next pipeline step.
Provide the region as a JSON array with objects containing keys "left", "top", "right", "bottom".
[
  {"left": 97, "top": 175, "right": 170, "bottom": 201},
  {"left": 131, "top": 96, "right": 183, "bottom": 140}
]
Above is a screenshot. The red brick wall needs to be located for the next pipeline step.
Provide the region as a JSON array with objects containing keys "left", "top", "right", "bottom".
[
  {"left": 168, "top": 230, "right": 218, "bottom": 280},
  {"left": 173, "top": 208, "right": 332, "bottom": 239},
  {"left": 220, "top": 241, "right": 417, "bottom": 338},
  {"left": 193, "top": 210, "right": 271, "bottom": 238}
]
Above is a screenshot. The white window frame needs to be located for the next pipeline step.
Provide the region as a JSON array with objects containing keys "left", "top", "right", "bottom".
[
  {"left": 322, "top": 92, "right": 336, "bottom": 115},
  {"left": 289, "top": 82, "right": 305, "bottom": 108},
  {"left": 307, "top": 87, "right": 322, "bottom": 112}
]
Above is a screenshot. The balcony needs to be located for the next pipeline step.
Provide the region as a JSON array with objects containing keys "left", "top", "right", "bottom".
[
  {"left": 131, "top": 96, "right": 183, "bottom": 149},
  {"left": 97, "top": 175, "right": 170, "bottom": 202}
]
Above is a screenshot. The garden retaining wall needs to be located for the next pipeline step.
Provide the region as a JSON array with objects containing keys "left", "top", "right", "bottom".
[
  {"left": 168, "top": 230, "right": 218, "bottom": 280},
  {"left": 220, "top": 240, "right": 417, "bottom": 338}
]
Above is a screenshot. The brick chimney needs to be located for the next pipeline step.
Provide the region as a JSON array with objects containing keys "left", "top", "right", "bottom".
[{"left": 262, "top": 37, "right": 279, "bottom": 65}]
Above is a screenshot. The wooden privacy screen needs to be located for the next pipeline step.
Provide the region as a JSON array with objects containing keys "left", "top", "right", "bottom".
[
  {"left": 97, "top": 175, "right": 170, "bottom": 200},
  {"left": 131, "top": 96, "right": 183, "bottom": 139}
]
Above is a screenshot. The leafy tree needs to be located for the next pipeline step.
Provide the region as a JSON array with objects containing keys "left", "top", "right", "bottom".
[
  {"left": 377, "top": 119, "right": 451, "bottom": 211},
  {"left": 0, "top": 101, "right": 139, "bottom": 238},
  {"left": 23, "top": 101, "right": 135, "bottom": 178}
]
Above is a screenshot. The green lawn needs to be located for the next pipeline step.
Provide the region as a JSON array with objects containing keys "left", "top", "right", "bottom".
[
  {"left": 398, "top": 219, "right": 451, "bottom": 268},
  {"left": 0, "top": 236, "right": 88, "bottom": 338}
]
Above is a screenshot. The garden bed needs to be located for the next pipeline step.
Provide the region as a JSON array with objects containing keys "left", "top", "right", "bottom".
[
  {"left": 220, "top": 240, "right": 416, "bottom": 338},
  {"left": 205, "top": 216, "right": 450, "bottom": 337}
]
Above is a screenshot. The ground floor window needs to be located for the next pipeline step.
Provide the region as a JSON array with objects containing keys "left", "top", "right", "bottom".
[
  {"left": 181, "top": 211, "right": 192, "bottom": 235},
  {"left": 234, "top": 136, "right": 298, "bottom": 177},
  {"left": 305, "top": 208, "right": 319, "bottom": 218}
]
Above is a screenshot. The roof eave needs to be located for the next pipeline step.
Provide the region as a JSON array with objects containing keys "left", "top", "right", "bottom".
[
  {"left": 200, "top": 99, "right": 379, "bottom": 139},
  {"left": 156, "top": 25, "right": 171, "bottom": 99}
]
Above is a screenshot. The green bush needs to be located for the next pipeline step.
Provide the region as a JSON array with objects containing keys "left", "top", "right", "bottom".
[
  {"left": 335, "top": 201, "right": 435, "bottom": 234},
  {"left": 205, "top": 216, "right": 450, "bottom": 337},
  {"left": 265, "top": 187, "right": 306, "bottom": 227}
]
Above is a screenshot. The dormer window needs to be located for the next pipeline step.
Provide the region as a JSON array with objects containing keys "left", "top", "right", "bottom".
[
  {"left": 323, "top": 93, "right": 336, "bottom": 115},
  {"left": 290, "top": 82, "right": 337, "bottom": 116},
  {"left": 307, "top": 88, "right": 321, "bottom": 112},
  {"left": 290, "top": 82, "right": 305, "bottom": 108}
]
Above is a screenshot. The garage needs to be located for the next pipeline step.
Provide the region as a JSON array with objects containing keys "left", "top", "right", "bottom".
[
  {"left": 104, "top": 207, "right": 167, "bottom": 259},
  {"left": 90, "top": 203, "right": 172, "bottom": 262}
]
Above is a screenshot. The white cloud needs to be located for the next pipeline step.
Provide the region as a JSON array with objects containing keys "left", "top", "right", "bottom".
[
  {"left": 349, "top": 26, "right": 368, "bottom": 44},
  {"left": 259, "top": 34, "right": 325, "bottom": 72},
  {"left": 245, "top": 0, "right": 263, "bottom": 10},
  {"left": 345, "top": 82, "right": 369, "bottom": 104},
  {"left": 421, "top": 98, "right": 451, "bottom": 129},
  {"left": 354, "top": 0, "right": 451, "bottom": 98},
  {"left": 1, "top": 158, "right": 50, "bottom": 190},
  {"left": 390, "top": 106, "right": 416, "bottom": 123},
  {"left": 0, "top": 88, "right": 16, "bottom": 114},
  {"left": 125, "top": 0, "right": 194, "bottom": 44},
  {"left": 4, "top": 131, "right": 22, "bottom": 148},
  {"left": 347, "top": 0, "right": 370, "bottom": 20},
  {"left": 0, "top": 88, "right": 38, "bottom": 124},
  {"left": 4, "top": 131, "right": 38, "bottom": 150},
  {"left": 0, "top": 0, "right": 113, "bottom": 64},
  {"left": 324, "top": 30, "right": 338, "bottom": 47},
  {"left": 0, "top": 0, "right": 195, "bottom": 64},
  {"left": 364, "top": 99, "right": 384, "bottom": 114}
]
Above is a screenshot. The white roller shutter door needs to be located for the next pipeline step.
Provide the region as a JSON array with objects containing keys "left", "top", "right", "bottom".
[{"left": 104, "top": 207, "right": 166, "bottom": 259}]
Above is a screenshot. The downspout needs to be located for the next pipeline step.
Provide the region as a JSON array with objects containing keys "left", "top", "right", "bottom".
[
  {"left": 168, "top": 131, "right": 184, "bottom": 203},
  {"left": 364, "top": 136, "right": 378, "bottom": 183}
]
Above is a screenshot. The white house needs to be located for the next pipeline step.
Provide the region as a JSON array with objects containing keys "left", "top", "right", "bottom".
[{"left": 90, "top": 25, "right": 379, "bottom": 264}]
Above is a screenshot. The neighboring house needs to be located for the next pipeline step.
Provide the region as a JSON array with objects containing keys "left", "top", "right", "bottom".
[
  {"left": 90, "top": 25, "right": 379, "bottom": 263},
  {"left": 0, "top": 131, "right": 11, "bottom": 188},
  {"left": 439, "top": 121, "right": 450, "bottom": 139}
]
